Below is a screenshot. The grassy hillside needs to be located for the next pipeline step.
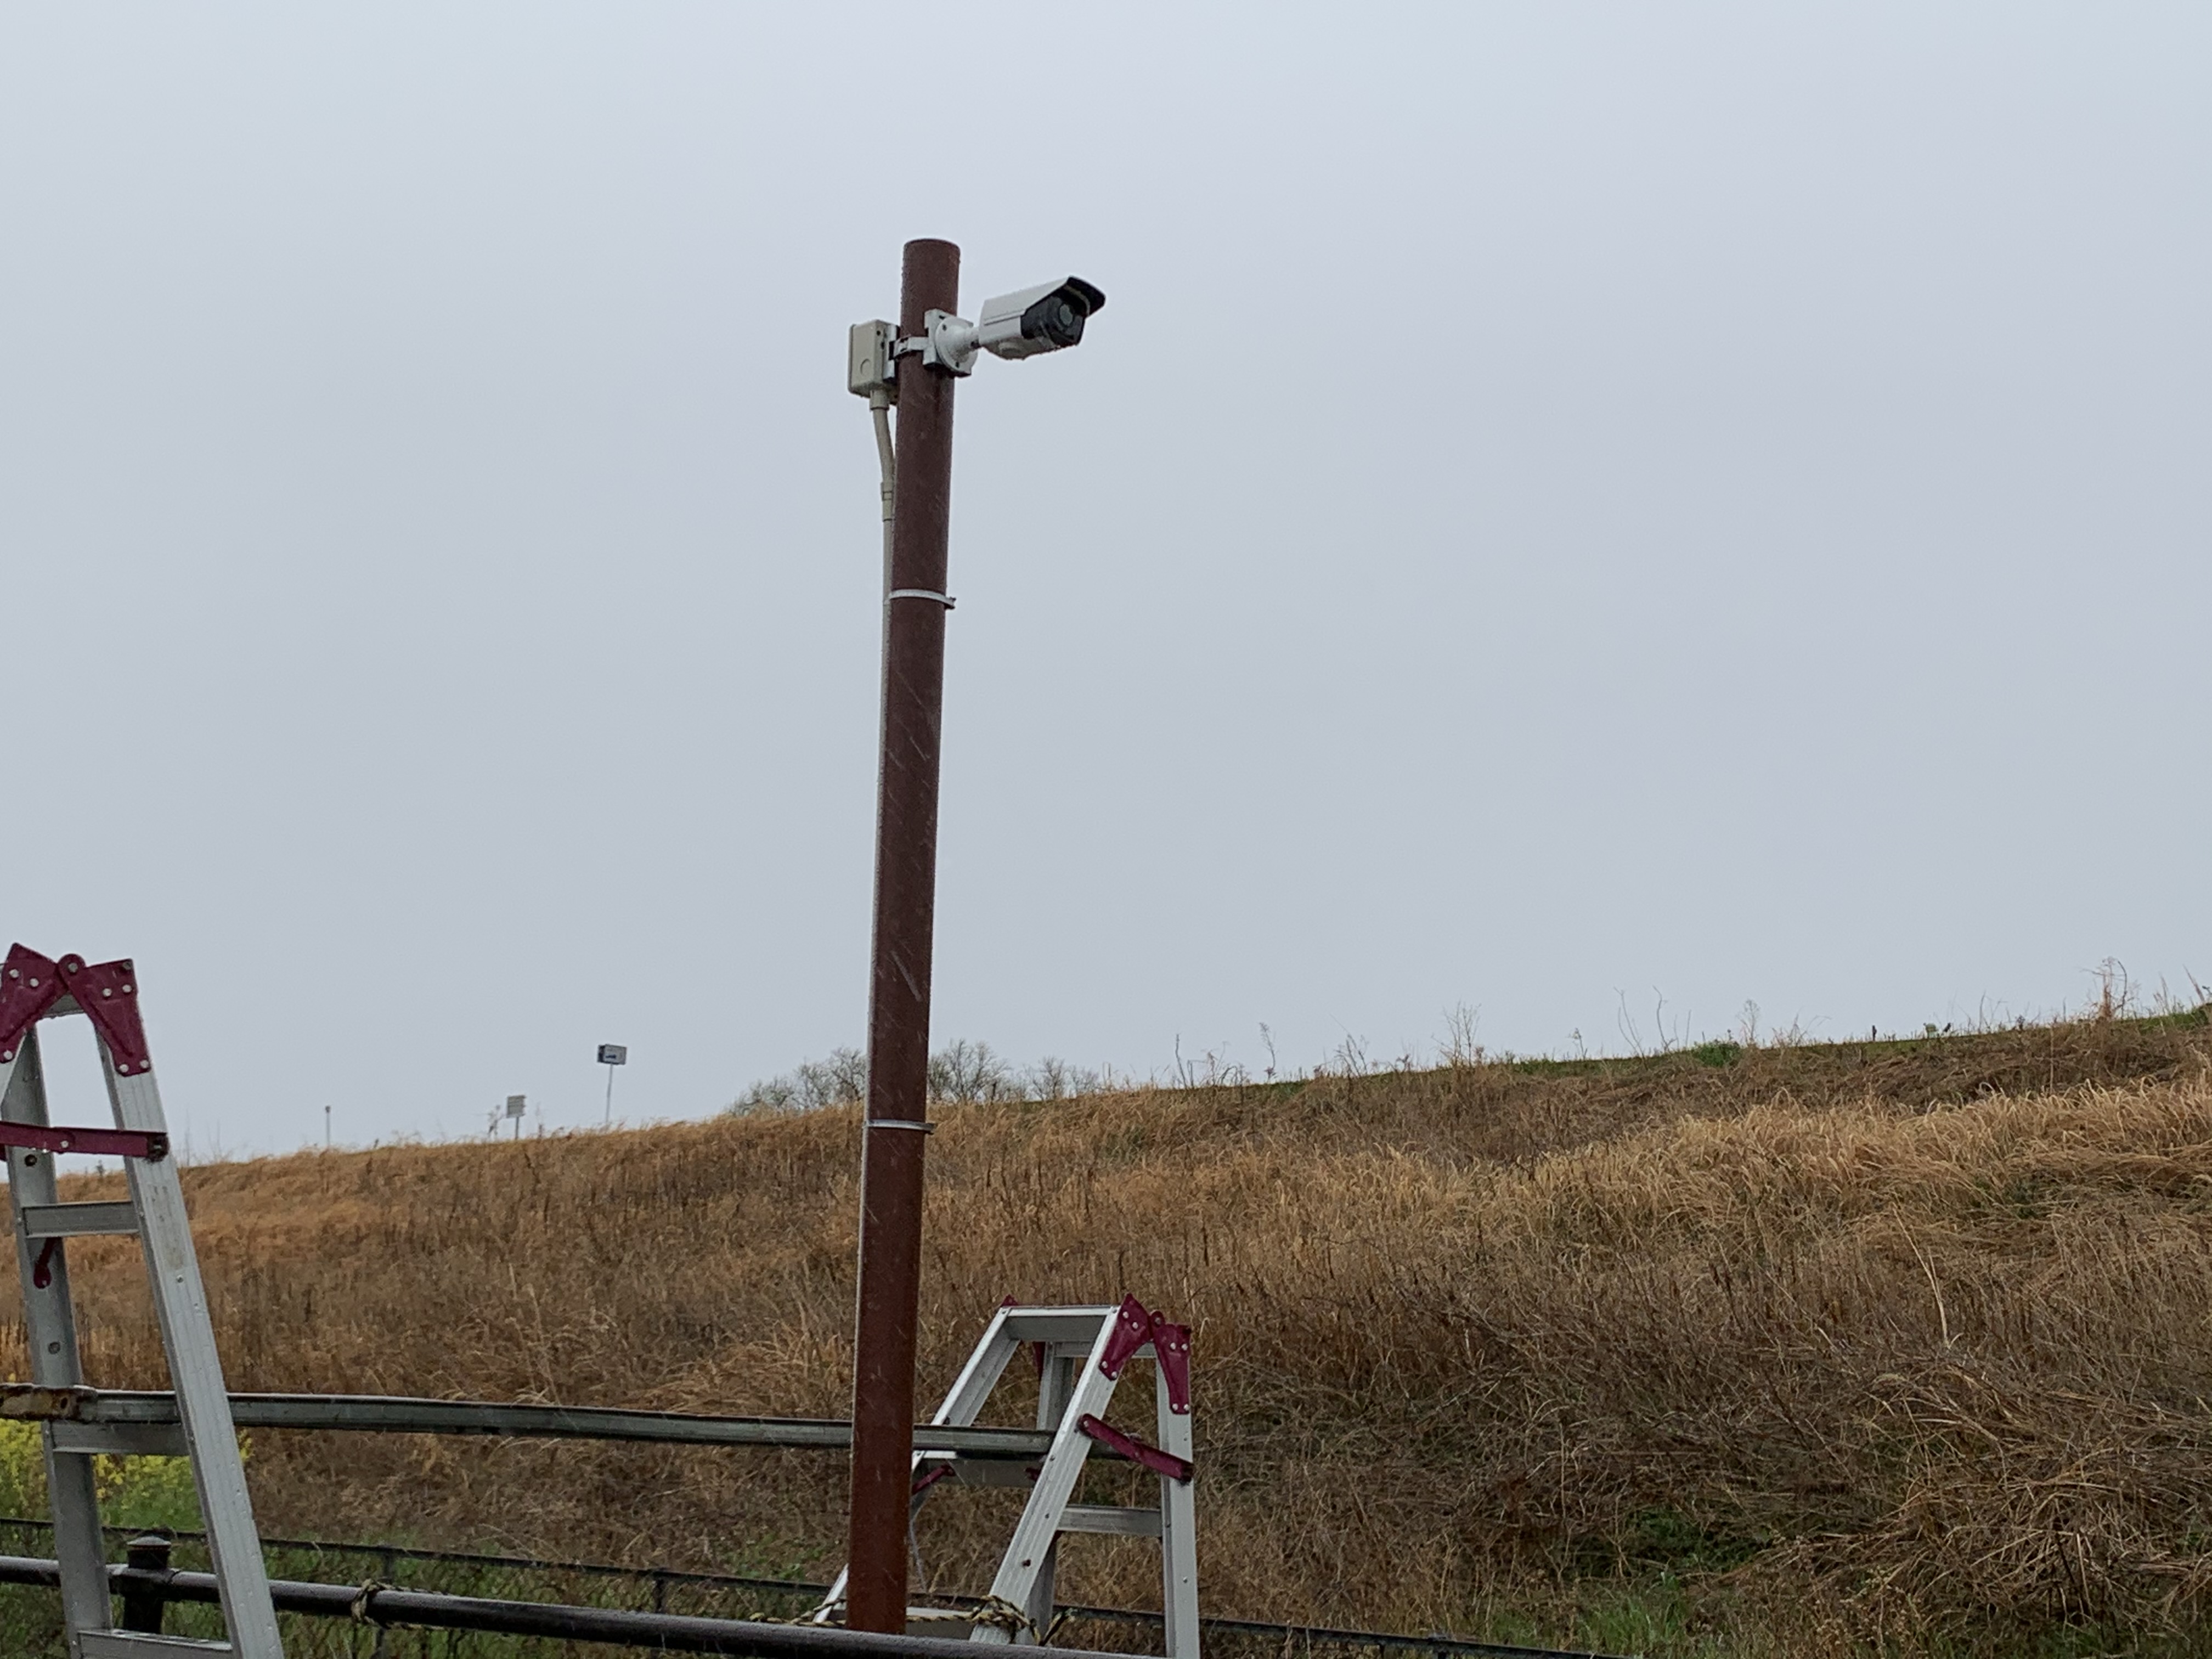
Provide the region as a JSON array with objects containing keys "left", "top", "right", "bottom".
[{"left": 5, "top": 1011, "right": 2212, "bottom": 1656}]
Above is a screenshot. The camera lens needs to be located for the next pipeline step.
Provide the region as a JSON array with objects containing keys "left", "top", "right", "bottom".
[{"left": 1022, "top": 294, "right": 1086, "bottom": 347}]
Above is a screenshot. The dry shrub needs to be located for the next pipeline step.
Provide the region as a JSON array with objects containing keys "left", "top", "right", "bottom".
[{"left": 4, "top": 1013, "right": 2210, "bottom": 1654}]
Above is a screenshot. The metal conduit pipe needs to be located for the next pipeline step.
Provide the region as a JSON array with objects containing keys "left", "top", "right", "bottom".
[
  {"left": 0, "top": 1549, "right": 1623, "bottom": 1659},
  {"left": 0, "top": 1524, "right": 1634, "bottom": 1659},
  {"left": 0, "top": 1552, "right": 1136, "bottom": 1659}
]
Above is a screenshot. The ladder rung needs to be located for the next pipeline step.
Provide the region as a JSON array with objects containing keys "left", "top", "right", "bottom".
[
  {"left": 1060, "top": 1503, "right": 1162, "bottom": 1537},
  {"left": 51, "top": 1421, "right": 187, "bottom": 1458},
  {"left": 20, "top": 1200, "right": 139, "bottom": 1239},
  {"left": 80, "top": 1633, "right": 233, "bottom": 1656}
]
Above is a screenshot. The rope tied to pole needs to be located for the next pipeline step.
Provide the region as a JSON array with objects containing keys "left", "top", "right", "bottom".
[
  {"left": 348, "top": 1578, "right": 397, "bottom": 1624},
  {"left": 929, "top": 1594, "right": 1066, "bottom": 1644},
  {"left": 800, "top": 1594, "right": 1064, "bottom": 1645}
]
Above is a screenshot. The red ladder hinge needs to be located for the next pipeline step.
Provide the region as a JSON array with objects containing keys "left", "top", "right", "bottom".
[
  {"left": 0, "top": 945, "right": 64, "bottom": 1065},
  {"left": 59, "top": 954, "right": 153, "bottom": 1075},
  {"left": 1098, "top": 1294, "right": 1154, "bottom": 1379},
  {"left": 1077, "top": 1414, "right": 1193, "bottom": 1483},
  {"left": 0, "top": 945, "right": 154, "bottom": 1076},
  {"left": 0, "top": 1123, "right": 170, "bottom": 1162},
  {"left": 1152, "top": 1320, "right": 1193, "bottom": 1415}
]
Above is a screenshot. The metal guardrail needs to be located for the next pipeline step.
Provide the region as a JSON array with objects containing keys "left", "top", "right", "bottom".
[
  {"left": 0, "top": 1385, "right": 1058, "bottom": 1459},
  {"left": 0, "top": 1378, "right": 1634, "bottom": 1659},
  {"left": 0, "top": 1522, "right": 1625, "bottom": 1659},
  {"left": 0, "top": 1548, "right": 1130, "bottom": 1658}
]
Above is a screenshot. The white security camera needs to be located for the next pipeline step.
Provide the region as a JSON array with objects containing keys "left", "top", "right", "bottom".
[
  {"left": 912, "top": 276, "right": 1105, "bottom": 376},
  {"left": 971, "top": 277, "right": 1106, "bottom": 359}
]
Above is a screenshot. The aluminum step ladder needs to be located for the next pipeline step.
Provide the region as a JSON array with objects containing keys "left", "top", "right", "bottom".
[
  {"left": 819, "top": 1296, "right": 1200, "bottom": 1658},
  {"left": 0, "top": 944, "right": 284, "bottom": 1658}
]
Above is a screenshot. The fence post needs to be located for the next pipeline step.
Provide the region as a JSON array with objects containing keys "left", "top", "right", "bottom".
[{"left": 119, "top": 1534, "right": 171, "bottom": 1634}]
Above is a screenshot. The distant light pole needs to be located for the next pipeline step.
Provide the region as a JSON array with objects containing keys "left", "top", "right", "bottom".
[
  {"left": 840, "top": 241, "right": 1105, "bottom": 1635},
  {"left": 597, "top": 1044, "right": 628, "bottom": 1125}
]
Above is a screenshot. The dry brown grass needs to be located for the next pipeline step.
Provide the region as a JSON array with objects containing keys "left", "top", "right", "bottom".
[{"left": 7, "top": 1011, "right": 2212, "bottom": 1655}]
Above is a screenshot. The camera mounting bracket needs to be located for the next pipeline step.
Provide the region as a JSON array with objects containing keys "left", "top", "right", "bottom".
[{"left": 900, "top": 309, "right": 979, "bottom": 377}]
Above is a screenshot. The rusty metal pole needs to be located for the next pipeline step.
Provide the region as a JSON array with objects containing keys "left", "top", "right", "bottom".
[{"left": 845, "top": 236, "right": 961, "bottom": 1635}]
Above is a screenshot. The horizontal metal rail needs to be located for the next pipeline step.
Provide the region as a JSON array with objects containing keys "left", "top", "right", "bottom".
[
  {"left": 0, "top": 1551, "right": 1122, "bottom": 1657},
  {"left": 0, "top": 1545, "right": 1621, "bottom": 1659},
  {"left": 0, "top": 1386, "right": 1056, "bottom": 1460}
]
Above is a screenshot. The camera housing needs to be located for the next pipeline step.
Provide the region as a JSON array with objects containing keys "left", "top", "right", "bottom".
[
  {"left": 973, "top": 276, "right": 1106, "bottom": 360},
  {"left": 912, "top": 276, "right": 1106, "bottom": 375}
]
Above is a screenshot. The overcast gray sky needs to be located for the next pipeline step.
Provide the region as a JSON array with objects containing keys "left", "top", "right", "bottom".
[{"left": 3, "top": 4, "right": 2206, "bottom": 1153}]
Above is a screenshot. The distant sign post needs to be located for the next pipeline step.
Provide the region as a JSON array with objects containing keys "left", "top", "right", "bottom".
[
  {"left": 505, "top": 1094, "right": 526, "bottom": 1141},
  {"left": 598, "top": 1045, "right": 628, "bottom": 1126}
]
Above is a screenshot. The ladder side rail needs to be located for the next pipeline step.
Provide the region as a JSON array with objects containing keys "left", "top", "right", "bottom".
[
  {"left": 915, "top": 1317, "right": 1029, "bottom": 1583},
  {"left": 2, "top": 1032, "right": 114, "bottom": 1642},
  {"left": 1019, "top": 1352, "right": 1081, "bottom": 1639},
  {"left": 933, "top": 1306, "right": 1028, "bottom": 1428},
  {"left": 104, "top": 1059, "right": 284, "bottom": 1659},
  {"left": 972, "top": 1316, "right": 1123, "bottom": 1644},
  {"left": 1154, "top": 1363, "right": 1199, "bottom": 1659},
  {"left": 1035, "top": 1353, "right": 1077, "bottom": 1433},
  {"left": 816, "top": 1306, "right": 1038, "bottom": 1621}
]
